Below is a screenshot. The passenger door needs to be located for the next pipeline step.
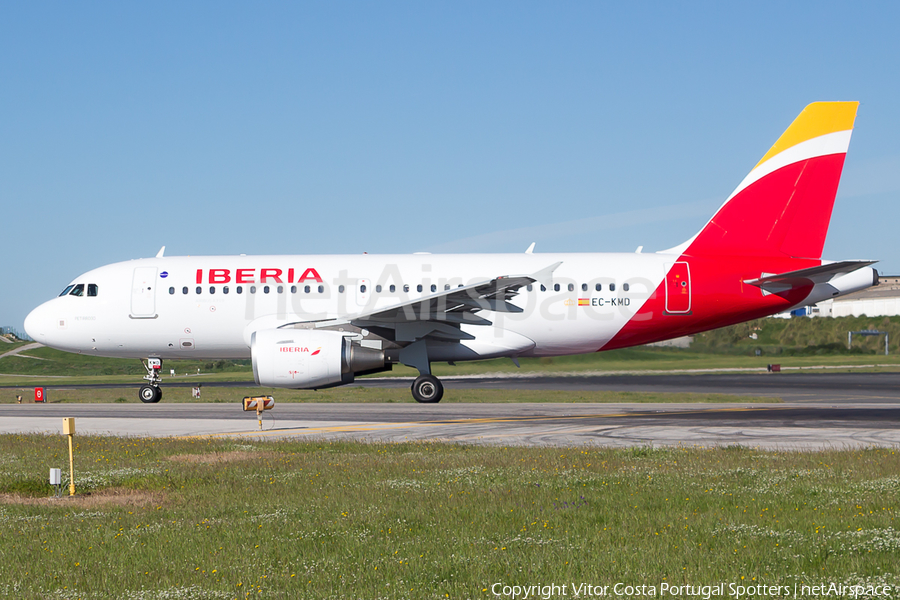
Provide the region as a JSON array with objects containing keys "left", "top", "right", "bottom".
[{"left": 130, "top": 267, "right": 158, "bottom": 318}]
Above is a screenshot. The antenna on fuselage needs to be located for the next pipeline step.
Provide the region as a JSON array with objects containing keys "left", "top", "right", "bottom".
[{"left": 156, "top": 246, "right": 166, "bottom": 258}]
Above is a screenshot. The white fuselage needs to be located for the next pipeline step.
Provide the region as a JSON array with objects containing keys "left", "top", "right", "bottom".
[{"left": 25, "top": 253, "right": 670, "bottom": 361}]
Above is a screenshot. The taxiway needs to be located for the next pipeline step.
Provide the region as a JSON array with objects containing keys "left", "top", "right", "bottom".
[{"left": 2, "top": 371, "right": 900, "bottom": 449}]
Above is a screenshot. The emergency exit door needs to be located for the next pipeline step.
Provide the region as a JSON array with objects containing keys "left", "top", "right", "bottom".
[
  {"left": 664, "top": 262, "right": 691, "bottom": 314},
  {"left": 130, "top": 267, "right": 158, "bottom": 318}
]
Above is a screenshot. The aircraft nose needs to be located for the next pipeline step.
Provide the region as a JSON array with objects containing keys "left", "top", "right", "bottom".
[{"left": 24, "top": 302, "right": 52, "bottom": 342}]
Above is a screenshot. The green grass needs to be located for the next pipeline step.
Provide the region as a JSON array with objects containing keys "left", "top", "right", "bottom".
[
  {"left": 0, "top": 346, "right": 250, "bottom": 377},
  {"left": 0, "top": 339, "right": 31, "bottom": 353},
  {"left": 693, "top": 315, "right": 900, "bottom": 356},
  {"left": 0, "top": 436, "right": 898, "bottom": 598},
  {"left": 0, "top": 385, "right": 781, "bottom": 405}
]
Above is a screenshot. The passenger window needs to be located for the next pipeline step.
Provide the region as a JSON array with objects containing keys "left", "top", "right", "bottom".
[
  {"left": 581, "top": 283, "right": 588, "bottom": 292},
  {"left": 623, "top": 283, "right": 629, "bottom": 292},
  {"left": 277, "top": 286, "right": 283, "bottom": 294},
  {"left": 610, "top": 283, "right": 616, "bottom": 292},
  {"left": 223, "top": 286, "right": 229, "bottom": 294},
  {"left": 595, "top": 283, "right": 602, "bottom": 292},
  {"left": 182, "top": 287, "right": 188, "bottom": 295},
  {"left": 567, "top": 283, "right": 574, "bottom": 292},
  {"left": 390, "top": 285, "right": 396, "bottom": 293},
  {"left": 291, "top": 286, "right": 297, "bottom": 294},
  {"left": 237, "top": 286, "right": 243, "bottom": 294},
  {"left": 209, "top": 286, "right": 216, "bottom": 294},
  {"left": 263, "top": 286, "right": 270, "bottom": 294},
  {"left": 553, "top": 284, "right": 560, "bottom": 292},
  {"left": 339, "top": 285, "right": 345, "bottom": 293},
  {"left": 87, "top": 284, "right": 98, "bottom": 297},
  {"left": 444, "top": 284, "right": 450, "bottom": 291},
  {"left": 318, "top": 285, "right": 324, "bottom": 293},
  {"left": 376, "top": 285, "right": 382, "bottom": 293},
  {"left": 527, "top": 284, "right": 533, "bottom": 292},
  {"left": 305, "top": 285, "right": 311, "bottom": 293},
  {"left": 59, "top": 285, "right": 75, "bottom": 297},
  {"left": 431, "top": 284, "right": 437, "bottom": 292},
  {"left": 250, "top": 286, "right": 256, "bottom": 294},
  {"left": 541, "top": 285, "right": 546, "bottom": 292},
  {"left": 417, "top": 284, "right": 423, "bottom": 292},
  {"left": 168, "top": 287, "right": 175, "bottom": 295},
  {"left": 403, "top": 284, "right": 410, "bottom": 293},
  {"left": 196, "top": 286, "right": 202, "bottom": 294},
  {"left": 360, "top": 284, "right": 366, "bottom": 293},
  {"left": 69, "top": 284, "right": 85, "bottom": 297}
]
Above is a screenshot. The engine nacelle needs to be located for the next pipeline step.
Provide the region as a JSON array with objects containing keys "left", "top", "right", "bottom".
[{"left": 251, "top": 329, "right": 386, "bottom": 389}]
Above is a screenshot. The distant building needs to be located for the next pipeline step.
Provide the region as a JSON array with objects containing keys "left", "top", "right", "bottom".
[
  {"left": 646, "top": 335, "right": 693, "bottom": 348},
  {"left": 811, "top": 275, "right": 900, "bottom": 318},
  {"left": 1, "top": 326, "right": 31, "bottom": 341}
]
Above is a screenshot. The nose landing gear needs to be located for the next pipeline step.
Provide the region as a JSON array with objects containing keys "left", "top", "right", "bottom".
[{"left": 139, "top": 358, "right": 163, "bottom": 403}]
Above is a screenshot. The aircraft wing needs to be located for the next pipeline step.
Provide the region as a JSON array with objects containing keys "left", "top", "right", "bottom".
[
  {"left": 744, "top": 260, "right": 877, "bottom": 295},
  {"left": 313, "top": 262, "right": 561, "bottom": 341}
]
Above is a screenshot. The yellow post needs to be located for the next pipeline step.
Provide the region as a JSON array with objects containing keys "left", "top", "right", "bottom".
[{"left": 62, "top": 418, "right": 75, "bottom": 496}]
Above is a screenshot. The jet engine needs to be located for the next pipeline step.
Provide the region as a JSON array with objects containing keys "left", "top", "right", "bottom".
[{"left": 251, "top": 329, "right": 387, "bottom": 389}]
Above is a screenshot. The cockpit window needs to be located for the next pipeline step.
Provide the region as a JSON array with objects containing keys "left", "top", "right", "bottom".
[
  {"left": 87, "top": 284, "right": 99, "bottom": 297},
  {"left": 69, "top": 284, "right": 85, "bottom": 297},
  {"left": 59, "top": 285, "right": 75, "bottom": 297}
]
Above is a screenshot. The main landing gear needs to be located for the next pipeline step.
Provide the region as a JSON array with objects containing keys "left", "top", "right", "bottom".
[
  {"left": 139, "top": 358, "right": 163, "bottom": 404},
  {"left": 411, "top": 374, "right": 443, "bottom": 404},
  {"left": 400, "top": 340, "right": 445, "bottom": 403}
]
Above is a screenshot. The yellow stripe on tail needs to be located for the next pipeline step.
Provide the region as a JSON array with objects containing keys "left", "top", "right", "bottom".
[{"left": 754, "top": 101, "right": 859, "bottom": 169}]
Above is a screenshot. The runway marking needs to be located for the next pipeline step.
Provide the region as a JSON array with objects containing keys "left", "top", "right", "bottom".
[{"left": 179, "top": 405, "right": 796, "bottom": 440}]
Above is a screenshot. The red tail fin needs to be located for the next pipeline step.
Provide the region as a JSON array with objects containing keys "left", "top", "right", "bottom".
[{"left": 681, "top": 102, "right": 858, "bottom": 260}]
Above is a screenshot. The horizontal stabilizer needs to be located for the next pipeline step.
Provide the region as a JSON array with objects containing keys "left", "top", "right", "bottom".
[{"left": 744, "top": 260, "right": 877, "bottom": 294}]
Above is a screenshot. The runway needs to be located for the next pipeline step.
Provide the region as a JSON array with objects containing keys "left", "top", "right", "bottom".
[
  {"left": 3, "top": 371, "right": 900, "bottom": 449},
  {"left": 363, "top": 371, "right": 900, "bottom": 403},
  {"left": 7, "top": 370, "right": 900, "bottom": 403}
]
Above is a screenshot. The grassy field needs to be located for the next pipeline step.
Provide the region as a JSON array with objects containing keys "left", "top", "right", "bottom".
[
  {"left": 3, "top": 345, "right": 900, "bottom": 390},
  {"left": 0, "top": 345, "right": 250, "bottom": 378},
  {"left": 692, "top": 315, "right": 900, "bottom": 357},
  {"left": 0, "top": 340, "right": 31, "bottom": 353},
  {"left": 0, "top": 385, "right": 780, "bottom": 405},
  {"left": 1, "top": 436, "right": 898, "bottom": 599}
]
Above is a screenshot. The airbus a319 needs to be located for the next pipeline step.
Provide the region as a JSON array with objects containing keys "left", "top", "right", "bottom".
[{"left": 25, "top": 102, "right": 877, "bottom": 403}]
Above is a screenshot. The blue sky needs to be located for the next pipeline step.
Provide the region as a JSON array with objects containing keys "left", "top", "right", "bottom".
[{"left": 3, "top": 2, "right": 899, "bottom": 330}]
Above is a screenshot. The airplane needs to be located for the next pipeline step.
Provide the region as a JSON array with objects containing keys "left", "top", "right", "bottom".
[{"left": 24, "top": 102, "right": 877, "bottom": 404}]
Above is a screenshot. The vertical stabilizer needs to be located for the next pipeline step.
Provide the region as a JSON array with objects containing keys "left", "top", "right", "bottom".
[{"left": 679, "top": 102, "right": 858, "bottom": 260}]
